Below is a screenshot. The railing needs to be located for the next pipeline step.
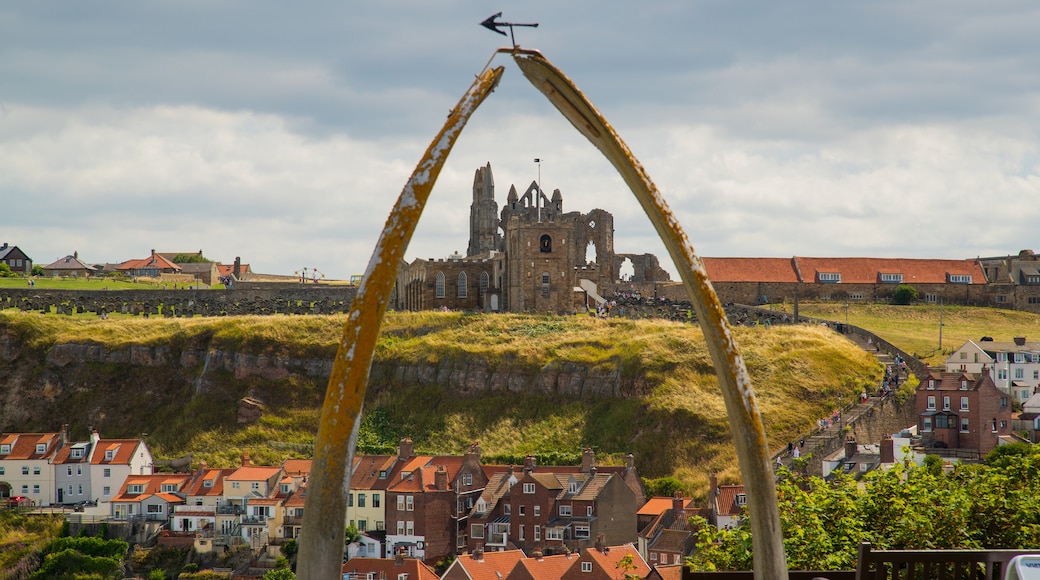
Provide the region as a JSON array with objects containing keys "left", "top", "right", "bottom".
[
  {"left": 241, "top": 515, "right": 268, "bottom": 525},
  {"left": 282, "top": 515, "right": 304, "bottom": 526}
]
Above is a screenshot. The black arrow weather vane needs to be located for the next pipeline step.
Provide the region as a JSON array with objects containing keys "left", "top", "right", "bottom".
[{"left": 480, "top": 12, "right": 538, "bottom": 47}]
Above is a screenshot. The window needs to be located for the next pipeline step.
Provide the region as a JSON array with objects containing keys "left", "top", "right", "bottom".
[
  {"left": 405, "top": 496, "right": 414, "bottom": 511},
  {"left": 77, "top": 485, "right": 82, "bottom": 495},
  {"left": 435, "top": 272, "right": 445, "bottom": 299},
  {"left": 76, "top": 466, "right": 81, "bottom": 476},
  {"left": 927, "top": 396, "right": 936, "bottom": 410},
  {"left": 104, "top": 468, "right": 111, "bottom": 478},
  {"left": 559, "top": 504, "right": 572, "bottom": 516},
  {"left": 587, "top": 506, "right": 593, "bottom": 516},
  {"left": 251, "top": 482, "right": 259, "bottom": 491},
  {"left": 68, "top": 467, "right": 73, "bottom": 476},
  {"left": 568, "top": 482, "right": 580, "bottom": 494},
  {"left": 880, "top": 273, "right": 903, "bottom": 283},
  {"left": 20, "top": 485, "right": 27, "bottom": 494},
  {"left": 397, "top": 521, "right": 405, "bottom": 535},
  {"left": 22, "top": 466, "right": 28, "bottom": 475},
  {"left": 67, "top": 485, "right": 73, "bottom": 494},
  {"left": 997, "top": 295, "right": 1008, "bottom": 303},
  {"left": 935, "top": 415, "right": 951, "bottom": 429},
  {"left": 462, "top": 473, "right": 472, "bottom": 486},
  {"left": 943, "top": 396, "right": 951, "bottom": 411},
  {"left": 540, "top": 235, "right": 552, "bottom": 253},
  {"left": 373, "top": 494, "right": 380, "bottom": 508},
  {"left": 0, "top": 444, "right": 6, "bottom": 454},
  {"left": 128, "top": 484, "right": 144, "bottom": 494},
  {"left": 471, "top": 524, "right": 484, "bottom": 539},
  {"left": 960, "top": 380, "right": 968, "bottom": 390},
  {"left": 523, "top": 483, "right": 535, "bottom": 494},
  {"left": 32, "top": 484, "right": 40, "bottom": 494},
  {"left": 959, "top": 352, "right": 967, "bottom": 360},
  {"left": 1030, "top": 297, "right": 1040, "bottom": 304},
  {"left": 349, "top": 494, "right": 354, "bottom": 507},
  {"left": 651, "top": 552, "right": 659, "bottom": 561},
  {"left": 405, "top": 521, "right": 414, "bottom": 535},
  {"left": 582, "top": 562, "right": 593, "bottom": 572},
  {"left": 925, "top": 293, "right": 938, "bottom": 303},
  {"left": 818, "top": 272, "right": 841, "bottom": 283},
  {"left": 541, "top": 273, "right": 550, "bottom": 297},
  {"left": 1035, "top": 371, "right": 1039, "bottom": 380},
  {"left": 735, "top": 494, "right": 747, "bottom": 506},
  {"left": 533, "top": 505, "right": 540, "bottom": 516},
  {"left": 71, "top": 448, "right": 84, "bottom": 459},
  {"left": 949, "top": 274, "right": 972, "bottom": 283},
  {"left": 998, "top": 369, "right": 1008, "bottom": 380},
  {"left": 1002, "top": 397, "right": 1009, "bottom": 407},
  {"left": 922, "top": 417, "right": 933, "bottom": 432},
  {"left": 1001, "top": 420, "right": 1008, "bottom": 429},
  {"left": 355, "top": 493, "right": 364, "bottom": 507},
  {"left": 480, "top": 271, "right": 489, "bottom": 294},
  {"left": 397, "top": 496, "right": 404, "bottom": 510},
  {"left": 575, "top": 525, "right": 590, "bottom": 538},
  {"left": 547, "top": 527, "right": 563, "bottom": 540},
  {"left": 1015, "top": 353, "right": 1025, "bottom": 363},
  {"left": 35, "top": 443, "right": 46, "bottom": 454},
  {"left": 534, "top": 525, "right": 541, "bottom": 541},
  {"left": 161, "top": 484, "right": 178, "bottom": 493},
  {"left": 518, "top": 525, "right": 525, "bottom": 541},
  {"left": 518, "top": 505, "right": 525, "bottom": 516},
  {"left": 457, "top": 272, "right": 467, "bottom": 298},
  {"left": 32, "top": 466, "right": 40, "bottom": 476},
  {"left": 0, "top": 467, "right": 4, "bottom": 475},
  {"left": 1016, "top": 368, "right": 1025, "bottom": 379},
  {"left": 992, "top": 419, "right": 999, "bottom": 433},
  {"left": 105, "top": 449, "right": 114, "bottom": 461},
  {"left": 147, "top": 504, "right": 163, "bottom": 514},
  {"left": 358, "top": 520, "right": 367, "bottom": 531},
  {"left": 103, "top": 486, "right": 111, "bottom": 496},
  {"left": 504, "top": 504, "right": 511, "bottom": 515},
  {"left": 961, "top": 418, "right": 970, "bottom": 433},
  {"left": 379, "top": 470, "right": 387, "bottom": 479},
  {"left": 928, "top": 380, "right": 935, "bottom": 390},
  {"left": 960, "top": 397, "right": 969, "bottom": 411}
]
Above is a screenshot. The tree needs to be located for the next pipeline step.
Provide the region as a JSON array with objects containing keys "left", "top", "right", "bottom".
[
  {"left": 0, "top": 263, "right": 13, "bottom": 277},
  {"left": 642, "top": 476, "right": 684, "bottom": 498},
  {"left": 344, "top": 524, "right": 361, "bottom": 545},
  {"left": 261, "top": 569, "right": 295, "bottom": 580},
  {"left": 31, "top": 265, "right": 45, "bottom": 276},
  {"left": 892, "top": 284, "right": 919, "bottom": 305}
]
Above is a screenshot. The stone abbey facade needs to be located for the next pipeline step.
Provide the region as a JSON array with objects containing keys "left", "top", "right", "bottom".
[{"left": 393, "top": 163, "right": 670, "bottom": 313}]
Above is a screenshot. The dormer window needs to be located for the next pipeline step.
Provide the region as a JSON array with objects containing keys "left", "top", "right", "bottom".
[
  {"left": 105, "top": 449, "right": 115, "bottom": 461},
  {"left": 127, "top": 484, "right": 144, "bottom": 494},
  {"left": 35, "top": 443, "right": 46, "bottom": 454},
  {"left": 928, "top": 380, "right": 935, "bottom": 390},
  {"left": 949, "top": 274, "right": 972, "bottom": 284},
  {"left": 161, "top": 484, "right": 179, "bottom": 493},
  {"left": 280, "top": 484, "right": 291, "bottom": 494},
  {"left": 735, "top": 494, "right": 747, "bottom": 506},
  {"left": 818, "top": 272, "right": 841, "bottom": 283},
  {"left": 379, "top": 470, "right": 387, "bottom": 479},
  {"left": 71, "top": 448, "right": 84, "bottom": 459},
  {"left": 568, "top": 482, "right": 580, "bottom": 494},
  {"left": 879, "top": 273, "right": 903, "bottom": 283},
  {"left": 203, "top": 479, "right": 214, "bottom": 488},
  {"left": 960, "top": 380, "right": 968, "bottom": 390},
  {"left": 0, "top": 444, "right": 9, "bottom": 455}
]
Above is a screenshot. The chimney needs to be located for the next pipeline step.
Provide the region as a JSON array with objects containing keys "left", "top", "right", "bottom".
[
  {"left": 473, "top": 547, "right": 484, "bottom": 561},
  {"left": 595, "top": 534, "right": 606, "bottom": 553},
  {"left": 880, "top": 437, "right": 894, "bottom": 464},
  {"left": 234, "top": 256, "right": 241, "bottom": 278},
  {"left": 672, "top": 491, "right": 685, "bottom": 516},
  {"left": 60, "top": 424, "right": 70, "bottom": 447},
  {"left": 709, "top": 472, "right": 718, "bottom": 498},
  {"left": 1, "top": 243, "right": 6, "bottom": 250},
  {"left": 844, "top": 435, "right": 857, "bottom": 461},
  {"left": 151, "top": 249, "right": 156, "bottom": 261},
  {"left": 533, "top": 551, "right": 543, "bottom": 560},
  {"left": 435, "top": 465, "right": 448, "bottom": 491},
  {"left": 241, "top": 452, "right": 252, "bottom": 467},
  {"left": 73, "top": 251, "right": 78, "bottom": 260},
  {"left": 90, "top": 428, "right": 100, "bottom": 448},
  {"left": 1015, "top": 337, "right": 1027, "bottom": 346},
  {"left": 199, "top": 459, "right": 208, "bottom": 473},
  {"left": 523, "top": 455, "right": 536, "bottom": 474},
  {"left": 581, "top": 447, "right": 595, "bottom": 473},
  {"left": 982, "top": 365, "right": 991, "bottom": 379},
  {"left": 398, "top": 438, "right": 414, "bottom": 460},
  {"left": 466, "top": 441, "right": 482, "bottom": 464},
  {"left": 395, "top": 552, "right": 405, "bottom": 565},
  {"left": 625, "top": 453, "right": 634, "bottom": 471}
]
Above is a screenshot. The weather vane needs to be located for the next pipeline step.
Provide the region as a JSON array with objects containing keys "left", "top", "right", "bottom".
[{"left": 480, "top": 12, "right": 538, "bottom": 47}]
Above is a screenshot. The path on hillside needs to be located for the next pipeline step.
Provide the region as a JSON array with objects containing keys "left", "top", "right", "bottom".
[{"left": 773, "top": 331, "right": 908, "bottom": 472}]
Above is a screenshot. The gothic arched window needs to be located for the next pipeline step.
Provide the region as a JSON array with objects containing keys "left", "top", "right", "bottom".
[
  {"left": 540, "top": 235, "right": 552, "bottom": 253},
  {"left": 435, "top": 272, "right": 445, "bottom": 299},
  {"left": 480, "top": 271, "right": 490, "bottom": 294},
  {"left": 458, "top": 272, "right": 468, "bottom": 298}
]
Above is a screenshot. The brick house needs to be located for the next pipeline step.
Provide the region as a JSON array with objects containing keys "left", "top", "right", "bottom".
[
  {"left": 442, "top": 548, "right": 527, "bottom": 580},
  {"left": 41, "top": 252, "right": 97, "bottom": 278},
  {"left": 637, "top": 493, "right": 707, "bottom": 567},
  {"left": 0, "top": 243, "right": 32, "bottom": 274},
  {"left": 558, "top": 541, "right": 650, "bottom": 580},
  {"left": 466, "top": 455, "right": 638, "bottom": 557},
  {"left": 117, "top": 249, "right": 182, "bottom": 278},
  {"left": 916, "top": 368, "right": 1012, "bottom": 456},
  {"left": 384, "top": 461, "right": 457, "bottom": 562},
  {"left": 945, "top": 337, "right": 1040, "bottom": 404}
]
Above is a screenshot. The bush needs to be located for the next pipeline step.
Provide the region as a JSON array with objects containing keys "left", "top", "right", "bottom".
[{"left": 892, "top": 285, "right": 919, "bottom": 305}]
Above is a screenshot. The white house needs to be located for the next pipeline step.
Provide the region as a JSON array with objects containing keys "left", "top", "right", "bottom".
[
  {"left": 0, "top": 432, "right": 63, "bottom": 506},
  {"left": 53, "top": 439, "right": 94, "bottom": 505},
  {"left": 111, "top": 473, "right": 191, "bottom": 521},
  {"left": 946, "top": 338, "right": 1040, "bottom": 403},
  {"left": 89, "top": 432, "right": 153, "bottom": 507}
]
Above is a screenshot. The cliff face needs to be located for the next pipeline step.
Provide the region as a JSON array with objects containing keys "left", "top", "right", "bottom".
[{"left": 0, "top": 329, "right": 647, "bottom": 436}]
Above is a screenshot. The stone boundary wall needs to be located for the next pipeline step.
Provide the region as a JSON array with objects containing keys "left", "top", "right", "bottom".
[{"left": 0, "top": 286, "right": 358, "bottom": 317}]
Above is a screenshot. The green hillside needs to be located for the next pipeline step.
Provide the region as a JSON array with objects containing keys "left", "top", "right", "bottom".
[{"left": 0, "top": 309, "right": 887, "bottom": 496}]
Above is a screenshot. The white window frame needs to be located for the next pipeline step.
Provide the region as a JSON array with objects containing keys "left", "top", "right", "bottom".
[
  {"left": 523, "top": 483, "right": 535, "bottom": 494},
  {"left": 581, "top": 562, "right": 593, "bottom": 572}
]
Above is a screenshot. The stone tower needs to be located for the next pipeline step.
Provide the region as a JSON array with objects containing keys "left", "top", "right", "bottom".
[{"left": 467, "top": 162, "right": 501, "bottom": 257}]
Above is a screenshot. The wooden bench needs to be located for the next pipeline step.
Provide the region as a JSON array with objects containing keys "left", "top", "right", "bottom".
[{"left": 682, "top": 543, "right": 1040, "bottom": 580}]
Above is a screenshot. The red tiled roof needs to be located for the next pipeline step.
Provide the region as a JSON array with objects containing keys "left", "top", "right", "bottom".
[
  {"left": 111, "top": 474, "right": 191, "bottom": 503},
  {"left": 227, "top": 466, "right": 281, "bottom": 481},
  {"left": 701, "top": 257, "right": 799, "bottom": 283},
  {"left": 450, "top": 550, "right": 526, "bottom": 580},
  {"left": 651, "top": 564, "right": 685, "bottom": 580},
  {"left": 794, "top": 257, "right": 986, "bottom": 284},
  {"left": 281, "top": 458, "right": 312, "bottom": 477},
  {"left": 508, "top": 552, "right": 576, "bottom": 579},
  {"left": 0, "top": 433, "right": 61, "bottom": 460},
  {"left": 715, "top": 484, "right": 746, "bottom": 517},
  {"left": 184, "top": 468, "right": 236, "bottom": 497},
  {"left": 581, "top": 544, "right": 651, "bottom": 577},
  {"left": 342, "top": 557, "right": 439, "bottom": 580},
  {"left": 91, "top": 439, "right": 144, "bottom": 465},
  {"left": 637, "top": 497, "right": 693, "bottom": 517},
  {"left": 349, "top": 455, "right": 397, "bottom": 490},
  {"left": 118, "top": 253, "right": 182, "bottom": 273}
]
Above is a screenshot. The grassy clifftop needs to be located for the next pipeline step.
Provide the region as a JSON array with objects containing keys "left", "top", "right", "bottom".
[{"left": 0, "top": 310, "right": 881, "bottom": 495}]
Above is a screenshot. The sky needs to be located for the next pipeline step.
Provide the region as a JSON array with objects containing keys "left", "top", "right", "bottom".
[{"left": 2, "top": 1, "right": 1039, "bottom": 281}]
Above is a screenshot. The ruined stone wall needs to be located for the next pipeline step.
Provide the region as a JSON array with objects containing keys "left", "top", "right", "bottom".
[{"left": 0, "top": 286, "right": 358, "bottom": 317}]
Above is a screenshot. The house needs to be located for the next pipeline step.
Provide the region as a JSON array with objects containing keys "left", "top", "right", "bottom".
[
  {"left": 41, "top": 252, "right": 97, "bottom": 278},
  {"left": 441, "top": 548, "right": 527, "bottom": 580},
  {"left": 946, "top": 338, "right": 1040, "bottom": 403},
  {"left": 559, "top": 541, "right": 650, "bottom": 580},
  {"left": 218, "top": 258, "right": 252, "bottom": 283},
  {"left": 646, "top": 564, "right": 685, "bottom": 580},
  {"left": 53, "top": 433, "right": 94, "bottom": 505},
  {"left": 348, "top": 454, "right": 399, "bottom": 536},
  {"left": 171, "top": 462, "right": 237, "bottom": 538},
  {"left": 0, "top": 243, "right": 32, "bottom": 275},
  {"left": 636, "top": 493, "right": 706, "bottom": 566},
  {"left": 0, "top": 432, "right": 63, "bottom": 506},
  {"left": 111, "top": 473, "right": 191, "bottom": 521},
  {"left": 708, "top": 474, "right": 746, "bottom": 531},
  {"left": 916, "top": 368, "right": 1012, "bottom": 456},
  {"left": 821, "top": 436, "right": 883, "bottom": 480},
  {"left": 176, "top": 262, "right": 220, "bottom": 286},
  {"left": 384, "top": 460, "right": 456, "bottom": 562},
  {"left": 89, "top": 433, "right": 153, "bottom": 505},
  {"left": 342, "top": 556, "right": 439, "bottom": 580},
  {"left": 117, "top": 249, "right": 181, "bottom": 278},
  {"left": 466, "top": 454, "right": 639, "bottom": 557},
  {"left": 222, "top": 455, "right": 283, "bottom": 545}
]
